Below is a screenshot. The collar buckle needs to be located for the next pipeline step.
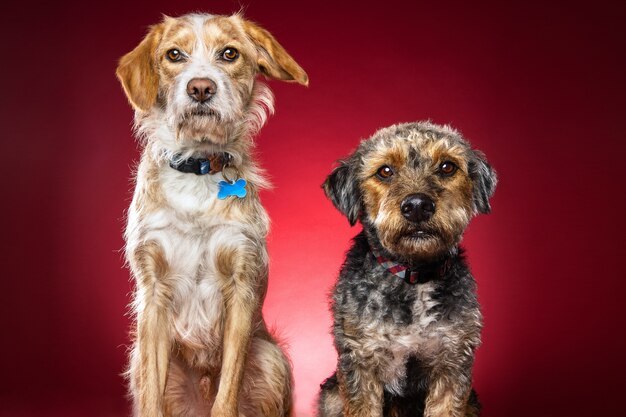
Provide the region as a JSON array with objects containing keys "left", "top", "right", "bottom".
[
  {"left": 405, "top": 269, "right": 419, "bottom": 285},
  {"left": 169, "top": 153, "right": 231, "bottom": 176}
]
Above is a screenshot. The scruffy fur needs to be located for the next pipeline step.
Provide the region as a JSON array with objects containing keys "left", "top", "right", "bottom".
[
  {"left": 318, "top": 122, "right": 497, "bottom": 417},
  {"left": 115, "top": 13, "right": 307, "bottom": 417}
]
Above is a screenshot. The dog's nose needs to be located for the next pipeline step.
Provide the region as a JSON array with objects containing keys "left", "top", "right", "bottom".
[
  {"left": 186, "top": 78, "right": 217, "bottom": 103},
  {"left": 401, "top": 193, "right": 435, "bottom": 223}
]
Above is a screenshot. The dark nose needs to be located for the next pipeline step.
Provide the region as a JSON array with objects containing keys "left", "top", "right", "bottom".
[
  {"left": 401, "top": 193, "right": 436, "bottom": 223},
  {"left": 186, "top": 78, "right": 217, "bottom": 103}
]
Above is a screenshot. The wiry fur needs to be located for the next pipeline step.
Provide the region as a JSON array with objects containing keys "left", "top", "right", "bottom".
[
  {"left": 318, "top": 122, "right": 497, "bottom": 417},
  {"left": 116, "top": 12, "right": 307, "bottom": 417}
]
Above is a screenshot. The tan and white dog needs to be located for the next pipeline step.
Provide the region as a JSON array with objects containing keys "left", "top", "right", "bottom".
[{"left": 116, "top": 13, "right": 307, "bottom": 417}]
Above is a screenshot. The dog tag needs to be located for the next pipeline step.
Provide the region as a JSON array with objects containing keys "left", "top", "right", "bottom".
[{"left": 218, "top": 178, "right": 247, "bottom": 200}]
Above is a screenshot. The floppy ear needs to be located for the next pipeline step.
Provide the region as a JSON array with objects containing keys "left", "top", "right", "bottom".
[
  {"left": 116, "top": 24, "right": 164, "bottom": 112},
  {"left": 323, "top": 161, "right": 361, "bottom": 226},
  {"left": 241, "top": 19, "right": 309, "bottom": 86},
  {"left": 468, "top": 150, "right": 497, "bottom": 214}
]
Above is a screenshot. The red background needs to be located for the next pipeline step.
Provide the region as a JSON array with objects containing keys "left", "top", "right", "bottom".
[{"left": 1, "top": 1, "right": 625, "bottom": 416}]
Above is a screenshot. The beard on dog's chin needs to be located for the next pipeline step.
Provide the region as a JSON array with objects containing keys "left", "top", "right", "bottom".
[
  {"left": 174, "top": 108, "right": 236, "bottom": 144},
  {"left": 378, "top": 226, "right": 456, "bottom": 263},
  {"left": 393, "top": 223, "right": 439, "bottom": 244},
  {"left": 404, "top": 227, "right": 437, "bottom": 240}
]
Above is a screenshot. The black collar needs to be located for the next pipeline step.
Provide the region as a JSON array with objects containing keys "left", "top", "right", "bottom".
[
  {"left": 169, "top": 153, "right": 232, "bottom": 175},
  {"left": 370, "top": 246, "right": 452, "bottom": 285}
]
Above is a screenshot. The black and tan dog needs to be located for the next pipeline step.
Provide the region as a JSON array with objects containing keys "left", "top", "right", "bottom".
[{"left": 318, "top": 122, "right": 497, "bottom": 417}]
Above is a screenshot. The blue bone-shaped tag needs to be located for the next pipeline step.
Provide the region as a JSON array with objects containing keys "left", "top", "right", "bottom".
[{"left": 218, "top": 178, "right": 247, "bottom": 200}]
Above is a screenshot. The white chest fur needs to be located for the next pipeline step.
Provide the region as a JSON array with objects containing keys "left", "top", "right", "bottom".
[
  {"left": 160, "top": 164, "right": 225, "bottom": 214},
  {"left": 127, "top": 166, "right": 249, "bottom": 351}
]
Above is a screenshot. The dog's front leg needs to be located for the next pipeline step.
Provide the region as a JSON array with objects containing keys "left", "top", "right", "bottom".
[
  {"left": 130, "top": 242, "right": 173, "bottom": 417},
  {"left": 211, "top": 246, "right": 262, "bottom": 417},
  {"left": 424, "top": 332, "right": 479, "bottom": 417},
  {"left": 337, "top": 356, "right": 384, "bottom": 417},
  {"left": 135, "top": 301, "right": 172, "bottom": 417},
  {"left": 424, "top": 360, "right": 474, "bottom": 417}
]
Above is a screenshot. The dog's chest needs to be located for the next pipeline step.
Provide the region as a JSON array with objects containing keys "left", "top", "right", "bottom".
[
  {"left": 343, "top": 268, "right": 445, "bottom": 394},
  {"left": 129, "top": 169, "right": 251, "bottom": 351},
  {"left": 380, "top": 283, "right": 444, "bottom": 394},
  {"left": 360, "top": 278, "right": 443, "bottom": 347},
  {"left": 350, "top": 262, "right": 443, "bottom": 338},
  {"left": 160, "top": 166, "right": 225, "bottom": 213}
]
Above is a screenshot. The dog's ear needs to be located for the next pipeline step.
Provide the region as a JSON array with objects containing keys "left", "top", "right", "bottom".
[
  {"left": 323, "top": 161, "right": 361, "bottom": 226},
  {"left": 241, "top": 19, "right": 309, "bottom": 86},
  {"left": 116, "top": 23, "right": 164, "bottom": 112},
  {"left": 469, "top": 150, "right": 497, "bottom": 214}
]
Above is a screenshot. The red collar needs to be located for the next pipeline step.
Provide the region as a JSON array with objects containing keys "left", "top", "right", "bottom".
[{"left": 370, "top": 246, "right": 451, "bottom": 285}]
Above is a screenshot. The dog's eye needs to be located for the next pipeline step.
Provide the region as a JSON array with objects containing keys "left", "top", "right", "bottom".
[
  {"left": 439, "top": 161, "right": 458, "bottom": 177},
  {"left": 166, "top": 49, "right": 184, "bottom": 62},
  {"left": 376, "top": 165, "right": 394, "bottom": 180},
  {"left": 221, "top": 47, "right": 239, "bottom": 61}
]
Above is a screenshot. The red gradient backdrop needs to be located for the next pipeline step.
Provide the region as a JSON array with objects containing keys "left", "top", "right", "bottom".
[{"left": 1, "top": 1, "right": 625, "bottom": 416}]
